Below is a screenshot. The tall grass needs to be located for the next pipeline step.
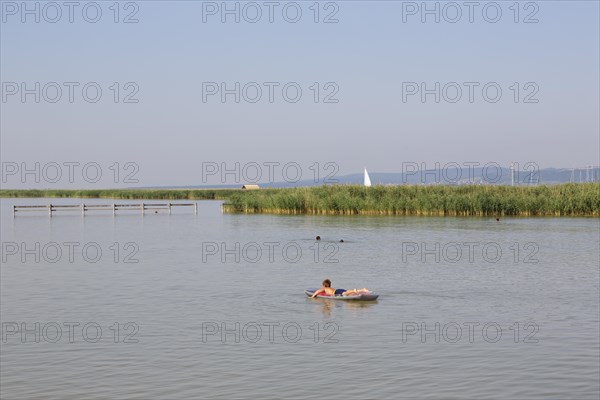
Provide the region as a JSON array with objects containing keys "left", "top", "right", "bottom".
[
  {"left": 0, "top": 189, "right": 238, "bottom": 200},
  {"left": 2, "top": 184, "right": 598, "bottom": 216},
  {"left": 222, "top": 183, "right": 600, "bottom": 216}
]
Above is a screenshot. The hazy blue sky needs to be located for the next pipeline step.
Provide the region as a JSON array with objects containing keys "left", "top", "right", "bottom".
[{"left": 1, "top": 0, "right": 599, "bottom": 188}]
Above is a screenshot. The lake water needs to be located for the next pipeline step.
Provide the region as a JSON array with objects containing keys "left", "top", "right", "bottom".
[{"left": 1, "top": 198, "right": 599, "bottom": 399}]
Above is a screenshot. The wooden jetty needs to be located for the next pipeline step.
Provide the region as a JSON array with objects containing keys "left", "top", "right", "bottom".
[{"left": 13, "top": 203, "right": 197, "bottom": 216}]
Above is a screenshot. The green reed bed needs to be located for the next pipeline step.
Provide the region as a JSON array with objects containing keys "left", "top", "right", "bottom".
[
  {"left": 222, "top": 183, "right": 600, "bottom": 216},
  {"left": 2, "top": 184, "right": 599, "bottom": 216},
  {"left": 0, "top": 189, "right": 238, "bottom": 200}
]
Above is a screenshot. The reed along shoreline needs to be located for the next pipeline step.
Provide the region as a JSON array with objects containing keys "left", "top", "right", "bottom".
[
  {"left": 0, "top": 189, "right": 238, "bottom": 200},
  {"left": 1, "top": 183, "right": 599, "bottom": 217}
]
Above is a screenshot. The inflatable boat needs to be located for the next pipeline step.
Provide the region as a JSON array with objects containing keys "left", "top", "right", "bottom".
[{"left": 305, "top": 289, "right": 379, "bottom": 301}]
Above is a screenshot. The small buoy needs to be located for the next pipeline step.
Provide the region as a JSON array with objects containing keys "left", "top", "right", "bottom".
[
  {"left": 339, "top": 239, "right": 344, "bottom": 243},
  {"left": 496, "top": 218, "right": 499, "bottom": 222},
  {"left": 316, "top": 236, "right": 321, "bottom": 241}
]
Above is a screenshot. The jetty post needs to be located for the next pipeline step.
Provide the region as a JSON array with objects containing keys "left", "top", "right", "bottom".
[{"left": 13, "top": 203, "right": 198, "bottom": 216}]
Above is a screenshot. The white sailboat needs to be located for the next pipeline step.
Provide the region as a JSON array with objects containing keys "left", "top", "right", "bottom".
[{"left": 363, "top": 168, "right": 372, "bottom": 187}]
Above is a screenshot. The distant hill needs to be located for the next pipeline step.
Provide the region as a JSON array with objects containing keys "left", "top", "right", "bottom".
[
  {"left": 144, "top": 167, "right": 599, "bottom": 189},
  {"left": 320, "top": 167, "right": 600, "bottom": 186}
]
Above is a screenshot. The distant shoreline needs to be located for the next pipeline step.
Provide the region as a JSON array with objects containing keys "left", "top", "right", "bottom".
[{"left": 2, "top": 183, "right": 599, "bottom": 217}]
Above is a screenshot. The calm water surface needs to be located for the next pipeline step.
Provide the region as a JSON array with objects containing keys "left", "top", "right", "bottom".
[{"left": 1, "top": 198, "right": 599, "bottom": 399}]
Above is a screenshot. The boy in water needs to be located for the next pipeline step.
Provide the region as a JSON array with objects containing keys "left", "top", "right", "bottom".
[{"left": 310, "top": 279, "right": 370, "bottom": 298}]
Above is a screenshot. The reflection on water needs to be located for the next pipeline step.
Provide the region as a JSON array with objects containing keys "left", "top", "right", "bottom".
[
  {"left": 307, "top": 298, "right": 379, "bottom": 317},
  {"left": 1, "top": 198, "right": 599, "bottom": 399}
]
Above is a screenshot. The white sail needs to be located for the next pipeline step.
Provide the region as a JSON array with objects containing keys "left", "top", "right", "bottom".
[{"left": 364, "top": 168, "right": 372, "bottom": 187}]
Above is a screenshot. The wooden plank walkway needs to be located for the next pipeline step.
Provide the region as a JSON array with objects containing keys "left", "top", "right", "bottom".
[{"left": 13, "top": 203, "right": 197, "bottom": 216}]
